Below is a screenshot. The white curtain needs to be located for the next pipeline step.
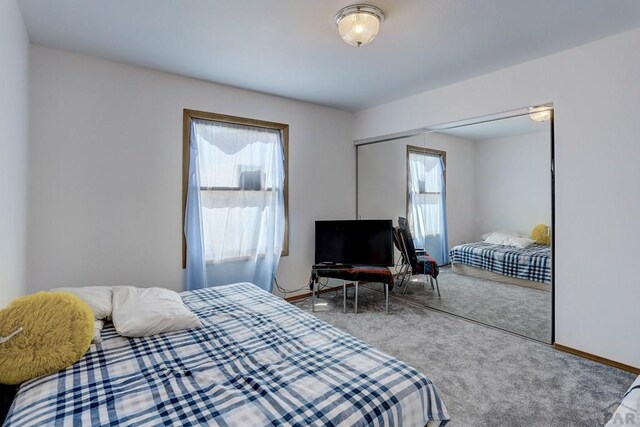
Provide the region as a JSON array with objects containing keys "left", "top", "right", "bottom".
[
  {"left": 408, "top": 151, "right": 449, "bottom": 265},
  {"left": 186, "top": 118, "right": 285, "bottom": 292}
]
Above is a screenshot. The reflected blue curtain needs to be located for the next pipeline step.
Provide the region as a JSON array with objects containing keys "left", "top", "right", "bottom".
[
  {"left": 185, "top": 121, "right": 207, "bottom": 290},
  {"left": 439, "top": 157, "right": 450, "bottom": 265},
  {"left": 408, "top": 152, "right": 449, "bottom": 266}
]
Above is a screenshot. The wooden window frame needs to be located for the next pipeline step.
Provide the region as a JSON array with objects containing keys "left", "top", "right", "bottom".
[{"left": 182, "top": 109, "right": 289, "bottom": 268}]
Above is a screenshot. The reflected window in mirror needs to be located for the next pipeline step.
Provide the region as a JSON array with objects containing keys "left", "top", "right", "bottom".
[{"left": 406, "top": 146, "right": 449, "bottom": 265}]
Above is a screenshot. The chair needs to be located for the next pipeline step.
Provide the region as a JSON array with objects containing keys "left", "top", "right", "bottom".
[
  {"left": 396, "top": 217, "right": 441, "bottom": 297},
  {"left": 392, "top": 227, "right": 411, "bottom": 286}
]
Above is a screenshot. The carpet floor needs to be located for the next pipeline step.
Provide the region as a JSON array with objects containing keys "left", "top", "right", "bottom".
[
  {"left": 294, "top": 286, "right": 635, "bottom": 426},
  {"left": 380, "top": 266, "right": 552, "bottom": 342}
]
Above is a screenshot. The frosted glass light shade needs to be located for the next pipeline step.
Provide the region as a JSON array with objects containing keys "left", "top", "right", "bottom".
[
  {"left": 335, "top": 5, "right": 384, "bottom": 47},
  {"left": 528, "top": 106, "right": 552, "bottom": 122}
]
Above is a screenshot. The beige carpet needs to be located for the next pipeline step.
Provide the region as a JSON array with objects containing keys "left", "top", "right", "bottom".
[
  {"left": 294, "top": 287, "right": 634, "bottom": 426},
  {"left": 385, "top": 266, "right": 552, "bottom": 342}
]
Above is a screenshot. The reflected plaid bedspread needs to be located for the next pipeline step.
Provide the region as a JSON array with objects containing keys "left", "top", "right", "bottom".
[
  {"left": 6, "top": 283, "right": 449, "bottom": 426},
  {"left": 449, "top": 241, "right": 551, "bottom": 284}
]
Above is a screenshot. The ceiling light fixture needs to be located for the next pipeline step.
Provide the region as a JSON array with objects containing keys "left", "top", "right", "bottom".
[
  {"left": 528, "top": 105, "right": 552, "bottom": 122},
  {"left": 335, "top": 4, "right": 385, "bottom": 47}
]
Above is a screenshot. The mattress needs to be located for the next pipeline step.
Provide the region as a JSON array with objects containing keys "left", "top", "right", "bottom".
[
  {"left": 5, "top": 283, "right": 450, "bottom": 426},
  {"left": 449, "top": 241, "right": 551, "bottom": 284}
]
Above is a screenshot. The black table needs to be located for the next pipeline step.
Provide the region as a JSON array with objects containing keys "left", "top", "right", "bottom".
[{"left": 309, "top": 265, "right": 394, "bottom": 314}]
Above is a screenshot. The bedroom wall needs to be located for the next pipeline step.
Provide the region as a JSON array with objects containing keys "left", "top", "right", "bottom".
[
  {"left": 473, "top": 132, "right": 551, "bottom": 238},
  {"left": 354, "top": 27, "right": 640, "bottom": 368},
  {"left": 357, "top": 133, "right": 476, "bottom": 249},
  {"left": 27, "top": 45, "right": 355, "bottom": 298},
  {"left": 0, "top": 0, "right": 30, "bottom": 308}
]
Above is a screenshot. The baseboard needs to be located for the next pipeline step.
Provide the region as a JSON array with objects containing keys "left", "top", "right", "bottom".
[
  {"left": 554, "top": 343, "right": 640, "bottom": 374},
  {"left": 284, "top": 283, "right": 354, "bottom": 302}
]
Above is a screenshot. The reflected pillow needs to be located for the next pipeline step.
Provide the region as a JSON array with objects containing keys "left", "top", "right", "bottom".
[
  {"left": 485, "top": 232, "right": 534, "bottom": 248},
  {"left": 502, "top": 236, "right": 535, "bottom": 249},
  {"left": 531, "top": 224, "right": 551, "bottom": 245},
  {"left": 481, "top": 231, "right": 524, "bottom": 241},
  {"left": 484, "top": 232, "right": 513, "bottom": 244}
]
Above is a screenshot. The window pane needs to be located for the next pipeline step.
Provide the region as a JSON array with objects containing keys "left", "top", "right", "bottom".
[
  {"left": 408, "top": 151, "right": 443, "bottom": 236},
  {"left": 193, "top": 119, "right": 284, "bottom": 262}
]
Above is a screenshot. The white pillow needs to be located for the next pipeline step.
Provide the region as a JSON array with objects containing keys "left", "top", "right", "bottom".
[
  {"left": 93, "top": 320, "right": 105, "bottom": 344},
  {"left": 111, "top": 286, "right": 202, "bottom": 338},
  {"left": 52, "top": 286, "right": 113, "bottom": 320},
  {"left": 52, "top": 286, "right": 113, "bottom": 344}
]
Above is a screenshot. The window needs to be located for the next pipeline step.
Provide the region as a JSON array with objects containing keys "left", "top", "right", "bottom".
[
  {"left": 406, "top": 145, "right": 448, "bottom": 265},
  {"left": 182, "top": 110, "right": 288, "bottom": 268}
]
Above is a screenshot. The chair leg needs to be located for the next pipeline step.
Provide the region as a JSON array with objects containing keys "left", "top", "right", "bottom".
[
  {"left": 435, "top": 277, "right": 441, "bottom": 297},
  {"left": 402, "top": 276, "right": 410, "bottom": 295},
  {"left": 396, "top": 267, "right": 402, "bottom": 286},
  {"left": 402, "top": 265, "right": 410, "bottom": 285},
  {"left": 385, "top": 283, "right": 389, "bottom": 314},
  {"left": 397, "top": 266, "right": 405, "bottom": 287},
  {"left": 429, "top": 275, "right": 434, "bottom": 289}
]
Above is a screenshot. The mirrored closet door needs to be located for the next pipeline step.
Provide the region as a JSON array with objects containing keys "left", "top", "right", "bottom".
[{"left": 357, "top": 108, "right": 554, "bottom": 343}]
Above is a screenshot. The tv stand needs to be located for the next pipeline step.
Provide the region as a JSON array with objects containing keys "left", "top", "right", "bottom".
[{"left": 308, "top": 264, "right": 394, "bottom": 314}]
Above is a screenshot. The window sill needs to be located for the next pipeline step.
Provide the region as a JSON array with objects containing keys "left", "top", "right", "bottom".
[{"left": 205, "top": 253, "right": 268, "bottom": 264}]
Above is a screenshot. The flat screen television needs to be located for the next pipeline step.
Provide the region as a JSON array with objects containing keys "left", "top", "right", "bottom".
[{"left": 315, "top": 220, "right": 394, "bottom": 266}]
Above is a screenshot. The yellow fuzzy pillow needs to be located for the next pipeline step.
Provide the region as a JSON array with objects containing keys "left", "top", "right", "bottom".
[
  {"left": 0, "top": 292, "right": 94, "bottom": 385},
  {"left": 530, "top": 224, "right": 551, "bottom": 245}
]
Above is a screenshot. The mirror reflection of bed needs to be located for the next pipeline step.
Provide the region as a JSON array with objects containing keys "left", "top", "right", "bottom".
[{"left": 357, "top": 107, "right": 553, "bottom": 343}]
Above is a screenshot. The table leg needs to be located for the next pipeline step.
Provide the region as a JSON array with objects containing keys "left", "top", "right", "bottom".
[
  {"left": 312, "top": 279, "right": 317, "bottom": 312},
  {"left": 343, "top": 280, "right": 346, "bottom": 313}
]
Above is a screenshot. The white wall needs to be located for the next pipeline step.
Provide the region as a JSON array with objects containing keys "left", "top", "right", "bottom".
[
  {"left": 474, "top": 132, "right": 551, "bottom": 238},
  {"left": 0, "top": 0, "right": 29, "bottom": 308},
  {"left": 27, "top": 45, "right": 354, "bottom": 298},
  {"left": 357, "top": 133, "right": 476, "bottom": 249},
  {"left": 354, "top": 28, "right": 640, "bottom": 367}
]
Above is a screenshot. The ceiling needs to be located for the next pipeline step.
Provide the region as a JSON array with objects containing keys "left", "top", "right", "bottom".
[
  {"left": 18, "top": 0, "right": 640, "bottom": 111},
  {"left": 436, "top": 113, "right": 549, "bottom": 141}
]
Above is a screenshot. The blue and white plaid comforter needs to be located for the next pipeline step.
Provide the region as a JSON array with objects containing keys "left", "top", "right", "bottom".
[
  {"left": 5, "top": 283, "right": 449, "bottom": 426},
  {"left": 449, "top": 242, "right": 551, "bottom": 284}
]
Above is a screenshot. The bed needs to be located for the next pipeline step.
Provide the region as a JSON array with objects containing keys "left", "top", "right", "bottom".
[
  {"left": 5, "top": 282, "right": 450, "bottom": 426},
  {"left": 605, "top": 375, "right": 640, "bottom": 426},
  {"left": 449, "top": 241, "right": 551, "bottom": 289}
]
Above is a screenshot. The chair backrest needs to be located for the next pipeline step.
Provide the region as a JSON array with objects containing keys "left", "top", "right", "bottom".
[
  {"left": 397, "top": 218, "right": 419, "bottom": 273},
  {"left": 392, "top": 226, "right": 402, "bottom": 251},
  {"left": 392, "top": 227, "right": 408, "bottom": 265}
]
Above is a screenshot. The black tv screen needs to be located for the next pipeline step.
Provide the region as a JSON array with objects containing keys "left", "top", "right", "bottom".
[{"left": 315, "top": 220, "right": 394, "bottom": 266}]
